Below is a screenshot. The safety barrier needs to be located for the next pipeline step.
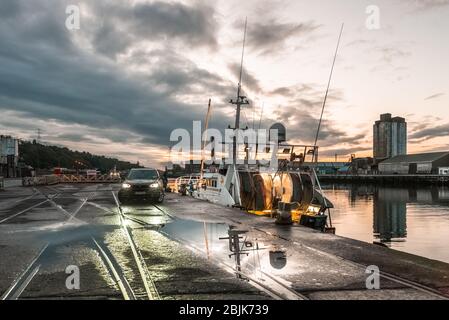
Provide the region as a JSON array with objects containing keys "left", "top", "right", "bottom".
[
  {"left": 22, "top": 175, "right": 60, "bottom": 187},
  {"left": 58, "top": 174, "right": 121, "bottom": 184},
  {"left": 21, "top": 174, "right": 121, "bottom": 187}
]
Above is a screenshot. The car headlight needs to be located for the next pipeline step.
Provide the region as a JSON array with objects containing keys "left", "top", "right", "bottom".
[
  {"left": 150, "top": 183, "right": 159, "bottom": 188},
  {"left": 122, "top": 183, "right": 131, "bottom": 189}
]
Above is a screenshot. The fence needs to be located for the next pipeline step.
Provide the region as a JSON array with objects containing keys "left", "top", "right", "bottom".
[
  {"left": 58, "top": 174, "right": 121, "bottom": 184},
  {"left": 21, "top": 174, "right": 121, "bottom": 186}
]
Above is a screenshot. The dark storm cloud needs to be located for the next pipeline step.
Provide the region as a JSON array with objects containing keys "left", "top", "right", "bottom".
[
  {"left": 142, "top": 49, "right": 235, "bottom": 97},
  {"left": 55, "top": 133, "right": 96, "bottom": 143},
  {"left": 0, "top": 0, "right": 21, "bottom": 18},
  {"left": 409, "top": 123, "right": 449, "bottom": 141},
  {"left": 86, "top": 0, "right": 218, "bottom": 58},
  {"left": 240, "top": 19, "right": 320, "bottom": 55},
  {"left": 0, "top": 0, "right": 233, "bottom": 148}
]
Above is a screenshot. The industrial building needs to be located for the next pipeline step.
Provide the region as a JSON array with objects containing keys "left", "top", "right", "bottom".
[
  {"left": 379, "top": 152, "right": 449, "bottom": 175},
  {"left": 0, "top": 135, "right": 19, "bottom": 178},
  {"left": 302, "top": 162, "right": 349, "bottom": 175},
  {"left": 373, "top": 114, "right": 407, "bottom": 162}
]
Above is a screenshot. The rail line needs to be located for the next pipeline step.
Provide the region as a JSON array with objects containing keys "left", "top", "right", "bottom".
[
  {"left": 112, "top": 191, "right": 160, "bottom": 300},
  {"left": 65, "top": 187, "right": 98, "bottom": 223},
  {"left": 252, "top": 228, "right": 449, "bottom": 300},
  {"left": 0, "top": 197, "right": 56, "bottom": 225},
  {"left": 1, "top": 243, "right": 49, "bottom": 300},
  {"left": 91, "top": 237, "right": 136, "bottom": 300},
  {"left": 1, "top": 186, "right": 140, "bottom": 300},
  {"left": 32, "top": 187, "right": 83, "bottom": 222}
]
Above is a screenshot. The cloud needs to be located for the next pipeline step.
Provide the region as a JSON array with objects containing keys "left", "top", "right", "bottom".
[
  {"left": 270, "top": 105, "right": 366, "bottom": 149},
  {"left": 399, "top": 0, "right": 449, "bottom": 12},
  {"left": 376, "top": 46, "right": 412, "bottom": 64},
  {"left": 228, "top": 63, "right": 262, "bottom": 93},
  {"left": 240, "top": 19, "right": 320, "bottom": 55},
  {"left": 0, "top": 0, "right": 233, "bottom": 153},
  {"left": 409, "top": 123, "right": 449, "bottom": 141},
  {"left": 85, "top": 0, "right": 218, "bottom": 58},
  {"left": 424, "top": 93, "right": 445, "bottom": 100}
]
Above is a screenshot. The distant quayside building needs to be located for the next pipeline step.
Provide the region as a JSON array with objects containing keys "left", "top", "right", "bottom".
[
  {"left": 373, "top": 114, "right": 407, "bottom": 162},
  {"left": 379, "top": 152, "right": 449, "bottom": 175}
]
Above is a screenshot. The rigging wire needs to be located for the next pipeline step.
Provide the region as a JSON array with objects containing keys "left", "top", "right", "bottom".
[{"left": 312, "top": 23, "right": 344, "bottom": 162}]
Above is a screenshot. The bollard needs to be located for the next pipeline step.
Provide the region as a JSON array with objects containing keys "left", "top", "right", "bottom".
[
  {"left": 0, "top": 176, "right": 4, "bottom": 191},
  {"left": 276, "top": 202, "right": 294, "bottom": 225}
]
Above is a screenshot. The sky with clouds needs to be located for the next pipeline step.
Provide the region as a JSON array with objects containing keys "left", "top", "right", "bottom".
[{"left": 0, "top": 0, "right": 448, "bottom": 167}]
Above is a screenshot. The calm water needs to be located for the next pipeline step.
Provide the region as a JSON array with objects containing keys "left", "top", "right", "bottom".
[{"left": 322, "top": 184, "right": 449, "bottom": 264}]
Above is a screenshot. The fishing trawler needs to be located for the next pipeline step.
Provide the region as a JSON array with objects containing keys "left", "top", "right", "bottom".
[{"left": 191, "top": 21, "right": 341, "bottom": 231}]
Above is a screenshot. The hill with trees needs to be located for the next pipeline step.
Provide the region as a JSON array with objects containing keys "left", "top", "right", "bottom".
[{"left": 19, "top": 140, "right": 141, "bottom": 173}]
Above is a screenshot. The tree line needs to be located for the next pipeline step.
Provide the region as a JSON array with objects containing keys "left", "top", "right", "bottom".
[{"left": 19, "top": 140, "right": 142, "bottom": 173}]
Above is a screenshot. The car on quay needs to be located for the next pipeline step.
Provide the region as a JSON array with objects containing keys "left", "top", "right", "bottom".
[{"left": 118, "top": 168, "right": 165, "bottom": 204}]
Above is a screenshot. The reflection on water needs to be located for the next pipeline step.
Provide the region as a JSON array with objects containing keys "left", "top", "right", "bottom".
[
  {"left": 324, "top": 184, "right": 449, "bottom": 263},
  {"left": 161, "top": 219, "right": 293, "bottom": 276},
  {"left": 374, "top": 188, "right": 407, "bottom": 242}
]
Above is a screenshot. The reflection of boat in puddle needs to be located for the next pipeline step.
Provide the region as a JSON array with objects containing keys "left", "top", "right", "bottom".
[
  {"left": 159, "top": 218, "right": 300, "bottom": 298},
  {"left": 159, "top": 217, "right": 294, "bottom": 275}
]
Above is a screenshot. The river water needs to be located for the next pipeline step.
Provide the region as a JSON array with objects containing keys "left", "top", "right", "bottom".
[{"left": 322, "top": 184, "right": 449, "bottom": 264}]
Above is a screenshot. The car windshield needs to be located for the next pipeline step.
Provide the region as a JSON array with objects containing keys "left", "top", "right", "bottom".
[{"left": 127, "top": 170, "right": 158, "bottom": 180}]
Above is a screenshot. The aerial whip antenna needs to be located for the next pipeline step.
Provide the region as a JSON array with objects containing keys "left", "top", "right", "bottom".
[
  {"left": 258, "top": 102, "right": 265, "bottom": 131},
  {"left": 238, "top": 17, "right": 248, "bottom": 94},
  {"left": 312, "top": 23, "right": 344, "bottom": 162},
  {"left": 232, "top": 17, "right": 248, "bottom": 130}
]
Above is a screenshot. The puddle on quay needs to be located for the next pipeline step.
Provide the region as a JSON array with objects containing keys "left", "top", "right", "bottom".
[{"left": 138, "top": 215, "right": 300, "bottom": 291}]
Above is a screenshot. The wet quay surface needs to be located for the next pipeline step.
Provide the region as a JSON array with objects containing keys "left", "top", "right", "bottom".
[
  {"left": 0, "top": 184, "right": 269, "bottom": 300},
  {"left": 0, "top": 184, "right": 448, "bottom": 300}
]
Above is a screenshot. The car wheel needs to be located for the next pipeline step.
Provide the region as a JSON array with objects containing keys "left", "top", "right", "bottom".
[
  {"left": 156, "top": 192, "right": 165, "bottom": 204},
  {"left": 118, "top": 195, "right": 127, "bottom": 205}
]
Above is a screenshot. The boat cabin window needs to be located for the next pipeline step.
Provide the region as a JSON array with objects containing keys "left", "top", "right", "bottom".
[{"left": 206, "top": 179, "right": 218, "bottom": 188}]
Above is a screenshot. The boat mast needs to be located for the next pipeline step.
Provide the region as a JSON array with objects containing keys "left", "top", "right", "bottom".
[{"left": 230, "top": 18, "right": 249, "bottom": 164}]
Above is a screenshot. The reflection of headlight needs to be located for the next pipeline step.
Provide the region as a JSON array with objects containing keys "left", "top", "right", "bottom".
[
  {"left": 122, "top": 183, "right": 131, "bottom": 189},
  {"left": 150, "top": 183, "right": 159, "bottom": 188}
]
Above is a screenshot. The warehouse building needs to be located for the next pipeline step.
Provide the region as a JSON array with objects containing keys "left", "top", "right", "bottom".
[
  {"left": 379, "top": 152, "right": 449, "bottom": 175},
  {"left": 0, "top": 135, "right": 19, "bottom": 178}
]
